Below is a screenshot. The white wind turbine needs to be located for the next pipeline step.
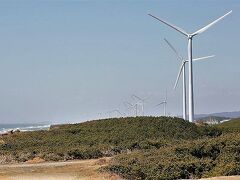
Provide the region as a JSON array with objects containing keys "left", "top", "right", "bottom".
[
  {"left": 124, "top": 101, "right": 138, "bottom": 117},
  {"left": 109, "top": 109, "right": 125, "bottom": 118},
  {"left": 156, "top": 91, "right": 167, "bottom": 116},
  {"left": 148, "top": 10, "right": 232, "bottom": 122},
  {"left": 164, "top": 38, "right": 215, "bottom": 120},
  {"left": 131, "top": 95, "right": 148, "bottom": 116}
]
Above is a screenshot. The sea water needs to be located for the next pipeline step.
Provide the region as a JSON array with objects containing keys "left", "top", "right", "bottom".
[{"left": 0, "top": 123, "right": 51, "bottom": 134}]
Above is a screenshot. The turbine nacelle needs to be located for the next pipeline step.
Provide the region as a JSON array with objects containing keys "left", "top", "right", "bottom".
[{"left": 188, "top": 34, "right": 193, "bottom": 39}]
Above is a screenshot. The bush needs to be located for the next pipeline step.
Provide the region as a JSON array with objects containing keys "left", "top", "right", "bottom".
[
  {"left": 43, "top": 153, "right": 64, "bottom": 161},
  {"left": 67, "top": 149, "right": 103, "bottom": 160},
  {"left": 107, "top": 133, "right": 240, "bottom": 179}
]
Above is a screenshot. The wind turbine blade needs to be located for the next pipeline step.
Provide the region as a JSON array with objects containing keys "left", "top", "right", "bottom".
[
  {"left": 192, "top": 55, "right": 215, "bottom": 62},
  {"left": 116, "top": 110, "right": 125, "bottom": 116},
  {"left": 165, "top": 90, "right": 167, "bottom": 102},
  {"left": 132, "top": 94, "right": 143, "bottom": 101},
  {"left": 164, "top": 38, "right": 183, "bottom": 61},
  {"left": 192, "top": 10, "right": 232, "bottom": 36},
  {"left": 174, "top": 62, "right": 185, "bottom": 90},
  {"left": 156, "top": 102, "right": 165, "bottom": 106},
  {"left": 165, "top": 90, "right": 167, "bottom": 104},
  {"left": 124, "top": 101, "right": 133, "bottom": 107},
  {"left": 148, "top": 14, "right": 189, "bottom": 37}
]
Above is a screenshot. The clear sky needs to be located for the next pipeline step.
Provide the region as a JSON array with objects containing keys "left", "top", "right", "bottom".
[{"left": 0, "top": 0, "right": 239, "bottom": 124}]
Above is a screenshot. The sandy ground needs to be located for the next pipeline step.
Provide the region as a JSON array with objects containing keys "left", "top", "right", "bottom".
[
  {"left": 0, "top": 157, "right": 239, "bottom": 180},
  {"left": 0, "top": 157, "right": 122, "bottom": 180},
  {"left": 200, "top": 176, "right": 240, "bottom": 180}
]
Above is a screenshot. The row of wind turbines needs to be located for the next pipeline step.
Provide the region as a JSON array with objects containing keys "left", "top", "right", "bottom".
[
  {"left": 99, "top": 10, "right": 232, "bottom": 122},
  {"left": 148, "top": 10, "right": 232, "bottom": 122},
  {"left": 105, "top": 93, "right": 168, "bottom": 119}
]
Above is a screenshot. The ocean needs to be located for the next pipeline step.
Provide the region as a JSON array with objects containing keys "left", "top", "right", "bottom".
[{"left": 0, "top": 123, "right": 51, "bottom": 134}]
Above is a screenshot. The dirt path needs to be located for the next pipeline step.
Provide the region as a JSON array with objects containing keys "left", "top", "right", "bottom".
[
  {"left": 200, "top": 176, "right": 240, "bottom": 180},
  {"left": 0, "top": 157, "right": 122, "bottom": 180},
  {"left": 0, "top": 158, "right": 239, "bottom": 180},
  {"left": 201, "top": 176, "right": 240, "bottom": 180}
]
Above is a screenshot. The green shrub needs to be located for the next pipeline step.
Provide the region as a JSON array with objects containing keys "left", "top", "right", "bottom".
[{"left": 107, "top": 133, "right": 240, "bottom": 179}]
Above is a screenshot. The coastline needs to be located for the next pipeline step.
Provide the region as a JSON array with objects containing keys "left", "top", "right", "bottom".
[{"left": 0, "top": 124, "right": 51, "bottom": 135}]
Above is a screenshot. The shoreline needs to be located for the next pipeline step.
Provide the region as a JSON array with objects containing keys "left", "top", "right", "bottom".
[{"left": 0, "top": 124, "right": 51, "bottom": 136}]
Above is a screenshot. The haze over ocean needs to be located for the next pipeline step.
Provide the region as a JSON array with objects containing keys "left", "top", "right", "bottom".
[{"left": 0, "top": 0, "right": 239, "bottom": 124}]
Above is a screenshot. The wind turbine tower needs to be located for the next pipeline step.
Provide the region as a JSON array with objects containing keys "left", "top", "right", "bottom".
[
  {"left": 156, "top": 91, "right": 167, "bottom": 116},
  {"left": 164, "top": 38, "right": 215, "bottom": 120},
  {"left": 124, "top": 101, "right": 138, "bottom": 117},
  {"left": 132, "top": 95, "right": 148, "bottom": 116}
]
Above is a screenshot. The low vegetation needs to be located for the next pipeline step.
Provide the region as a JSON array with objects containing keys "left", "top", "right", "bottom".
[
  {"left": 0, "top": 116, "right": 239, "bottom": 179},
  {"left": 107, "top": 133, "right": 240, "bottom": 179},
  {"left": 0, "top": 116, "right": 216, "bottom": 163}
]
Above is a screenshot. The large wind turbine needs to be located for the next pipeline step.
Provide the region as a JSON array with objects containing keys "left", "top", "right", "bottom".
[
  {"left": 148, "top": 10, "right": 232, "bottom": 122},
  {"left": 164, "top": 38, "right": 215, "bottom": 120}
]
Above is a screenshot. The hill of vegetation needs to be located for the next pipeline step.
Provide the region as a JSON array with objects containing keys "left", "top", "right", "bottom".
[
  {"left": 216, "top": 118, "right": 240, "bottom": 132},
  {"left": 107, "top": 133, "right": 240, "bottom": 179},
  {"left": 1, "top": 116, "right": 239, "bottom": 179},
  {"left": 0, "top": 116, "right": 217, "bottom": 164}
]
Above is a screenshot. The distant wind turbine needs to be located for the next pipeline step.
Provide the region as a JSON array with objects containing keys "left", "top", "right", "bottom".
[
  {"left": 156, "top": 91, "right": 167, "bottom": 116},
  {"left": 148, "top": 10, "right": 232, "bottom": 122},
  {"left": 109, "top": 109, "right": 125, "bottom": 118},
  {"left": 164, "top": 38, "right": 215, "bottom": 120},
  {"left": 98, "top": 113, "right": 103, "bottom": 119},
  {"left": 124, "top": 101, "right": 138, "bottom": 117},
  {"left": 131, "top": 95, "right": 148, "bottom": 116}
]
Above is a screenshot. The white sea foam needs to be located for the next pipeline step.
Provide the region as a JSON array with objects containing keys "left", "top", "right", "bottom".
[{"left": 0, "top": 124, "right": 51, "bottom": 134}]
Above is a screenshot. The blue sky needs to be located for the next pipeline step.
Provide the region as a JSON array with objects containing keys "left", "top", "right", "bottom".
[{"left": 0, "top": 0, "right": 239, "bottom": 123}]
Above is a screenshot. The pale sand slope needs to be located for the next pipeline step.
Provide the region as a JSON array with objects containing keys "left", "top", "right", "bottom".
[{"left": 0, "top": 157, "right": 122, "bottom": 180}]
